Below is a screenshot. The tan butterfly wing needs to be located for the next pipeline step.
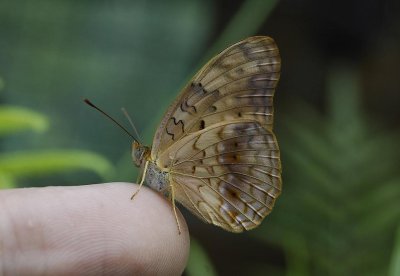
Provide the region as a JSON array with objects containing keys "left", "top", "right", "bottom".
[{"left": 151, "top": 36, "right": 281, "bottom": 232}]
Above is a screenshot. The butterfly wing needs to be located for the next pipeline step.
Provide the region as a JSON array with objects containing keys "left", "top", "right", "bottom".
[
  {"left": 150, "top": 36, "right": 281, "bottom": 232},
  {"left": 151, "top": 36, "right": 280, "bottom": 159},
  {"left": 158, "top": 120, "right": 281, "bottom": 232}
]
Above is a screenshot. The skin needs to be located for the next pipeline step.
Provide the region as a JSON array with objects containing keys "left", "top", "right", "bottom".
[{"left": 0, "top": 183, "right": 189, "bottom": 276}]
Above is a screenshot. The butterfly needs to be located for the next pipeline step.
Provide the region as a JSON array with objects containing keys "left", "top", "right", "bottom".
[{"left": 86, "top": 36, "right": 281, "bottom": 233}]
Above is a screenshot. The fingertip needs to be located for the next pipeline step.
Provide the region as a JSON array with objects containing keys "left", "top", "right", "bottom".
[
  {"left": 0, "top": 183, "right": 190, "bottom": 275},
  {"left": 109, "top": 183, "right": 190, "bottom": 275},
  {"left": 74, "top": 183, "right": 190, "bottom": 275}
]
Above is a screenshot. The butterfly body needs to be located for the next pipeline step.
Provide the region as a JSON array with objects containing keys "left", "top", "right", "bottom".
[{"left": 132, "top": 36, "right": 281, "bottom": 232}]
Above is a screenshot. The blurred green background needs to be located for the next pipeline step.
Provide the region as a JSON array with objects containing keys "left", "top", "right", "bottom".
[{"left": 1, "top": 0, "right": 400, "bottom": 275}]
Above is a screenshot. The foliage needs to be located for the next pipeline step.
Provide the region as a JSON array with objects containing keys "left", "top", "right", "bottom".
[
  {"left": 252, "top": 64, "right": 400, "bottom": 275},
  {"left": 186, "top": 238, "right": 218, "bottom": 276},
  {"left": 1, "top": 0, "right": 214, "bottom": 186},
  {"left": 203, "top": 0, "right": 279, "bottom": 61},
  {"left": 0, "top": 102, "right": 113, "bottom": 188},
  {"left": 0, "top": 150, "right": 113, "bottom": 183},
  {"left": 389, "top": 224, "right": 400, "bottom": 276},
  {"left": 0, "top": 106, "right": 49, "bottom": 135}
]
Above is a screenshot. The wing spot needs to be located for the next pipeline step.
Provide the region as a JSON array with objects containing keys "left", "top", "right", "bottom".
[
  {"left": 236, "top": 67, "right": 245, "bottom": 75},
  {"left": 166, "top": 117, "right": 184, "bottom": 140},
  {"left": 238, "top": 112, "right": 242, "bottom": 117},
  {"left": 228, "top": 189, "right": 239, "bottom": 199},
  {"left": 206, "top": 105, "right": 217, "bottom": 114},
  {"left": 200, "top": 120, "right": 205, "bottom": 130}
]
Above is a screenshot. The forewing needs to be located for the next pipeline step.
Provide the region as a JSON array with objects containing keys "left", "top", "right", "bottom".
[
  {"left": 151, "top": 36, "right": 280, "bottom": 159},
  {"left": 158, "top": 120, "right": 281, "bottom": 232}
]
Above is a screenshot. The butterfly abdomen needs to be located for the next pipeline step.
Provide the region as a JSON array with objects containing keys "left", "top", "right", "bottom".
[{"left": 144, "top": 161, "right": 170, "bottom": 192}]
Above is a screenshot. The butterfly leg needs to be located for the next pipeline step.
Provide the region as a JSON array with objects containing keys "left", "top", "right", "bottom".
[
  {"left": 169, "top": 184, "right": 182, "bottom": 235},
  {"left": 131, "top": 160, "right": 149, "bottom": 200}
]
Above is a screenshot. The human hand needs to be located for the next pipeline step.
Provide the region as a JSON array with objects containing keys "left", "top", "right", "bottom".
[{"left": 0, "top": 183, "right": 189, "bottom": 275}]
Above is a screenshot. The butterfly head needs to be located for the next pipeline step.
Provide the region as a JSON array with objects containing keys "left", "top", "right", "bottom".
[{"left": 131, "top": 140, "right": 150, "bottom": 167}]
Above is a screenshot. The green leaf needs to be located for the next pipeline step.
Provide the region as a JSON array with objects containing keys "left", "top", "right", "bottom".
[
  {"left": 186, "top": 238, "right": 218, "bottom": 276},
  {"left": 283, "top": 232, "right": 310, "bottom": 276},
  {"left": 204, "top": 0, "right": 279, "bottom": 60},
  {"left": 0, "top": 172, "right": 17, "bottom": 189},
  {"left": 0, "top": 106, "right": 49, "bottom": 136},
  {"left": 389, "top": 224, "right": 400, "bottom": 276},
  {"left": 0, "top": 150, "right": 113, "bottom": 180},
  {"left": 253, "top": 63, "right": 400, "bottom": 275}
]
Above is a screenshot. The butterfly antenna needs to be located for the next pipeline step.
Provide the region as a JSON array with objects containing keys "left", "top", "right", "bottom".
[
  {"left": 84, "top": 98, "right": 137, "bottom": 141},
  {"left": 121, "top": 107, "right": 142, "bottom": 143}
]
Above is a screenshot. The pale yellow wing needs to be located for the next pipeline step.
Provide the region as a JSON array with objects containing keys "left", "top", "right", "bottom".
[
  {"left": 151, "top": 36, "right": 280, "bottom": 160},
  {"left": 158, "top": 120, "right": 281, "bottom": 232}
]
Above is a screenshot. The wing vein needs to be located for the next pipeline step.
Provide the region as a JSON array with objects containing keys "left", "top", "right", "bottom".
[
  {"left": 172, "top": 171, "right": 281, "bottom": 191},
  {"left": 171, "top": 132, "right": 271, "bottom": 164},
  {"left": 199, "top": 42, "right": 280, "bottom": 86},
  {"left": 176, "top": 150, "right": 279, "bottom": 165},
  {"left": 172, "top": 177, "right": 210, "bottom": 222},
  {"left": 196, "top": 178, "right": 252, "bottom": 229},
  {"left": 217, "top": 176, "right": 272, "bottom": 213},
  {"left": 200, "top": 59, "right": 280, "bottom": 90}
]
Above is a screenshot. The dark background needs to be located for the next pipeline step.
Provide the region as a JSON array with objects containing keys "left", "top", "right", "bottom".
[{"left": 1, "top": 0, "right": 400, "bottom": 275}]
